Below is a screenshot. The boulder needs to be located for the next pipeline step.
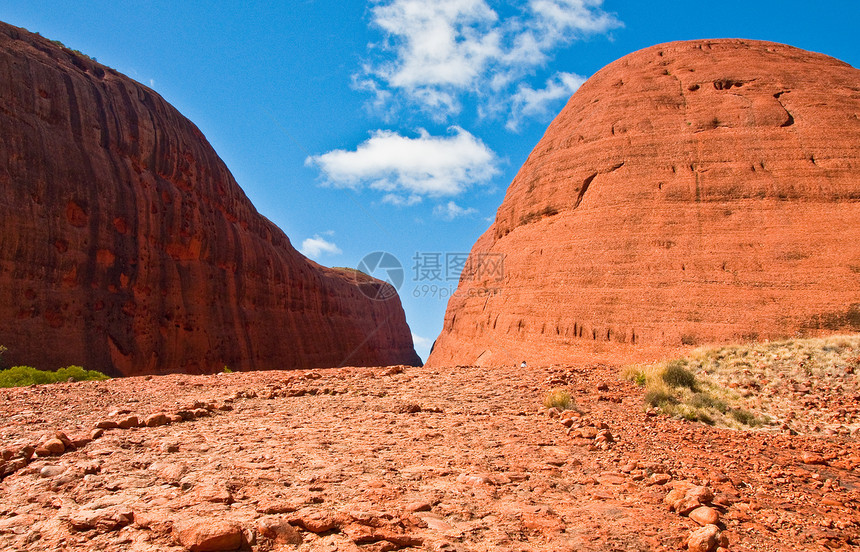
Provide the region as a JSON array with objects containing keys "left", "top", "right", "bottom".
[
  {"left": 427, "top": 39, "right": 860, "bottom": 368},
  {"left": 0, "top": 22, "right": 420, "bottom": 375}
]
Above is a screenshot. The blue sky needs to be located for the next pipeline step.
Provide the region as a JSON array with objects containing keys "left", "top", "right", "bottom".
[{"left": 2, "top": 1, "right": 856, "bottom": 362}]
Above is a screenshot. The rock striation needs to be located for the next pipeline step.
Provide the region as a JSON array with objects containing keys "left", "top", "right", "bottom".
[
  {"left": 428, "top": 39, "right": 860, "bottom": 367},
  {"left": 0, "top": 22, "right": 420, "bottom": 375}
]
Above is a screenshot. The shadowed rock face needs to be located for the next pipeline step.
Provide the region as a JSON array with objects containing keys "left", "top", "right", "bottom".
[
  {"left": 0, "top": 22, "right": 420, "bottom": 375},
  {"left": 428, "top": 39, "right": 860, "bottom": 368}
]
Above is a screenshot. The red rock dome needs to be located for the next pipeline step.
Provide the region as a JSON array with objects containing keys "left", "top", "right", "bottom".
[
  {"left": 427, "top": 39, "right": 860, "bottom": 367},
  {"left": 0, "top": 22, "right": 420, "bottom": 375}
]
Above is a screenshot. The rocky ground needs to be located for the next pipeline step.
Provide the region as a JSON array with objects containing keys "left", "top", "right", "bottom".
[{"left": 1, "top": 363, "right": 859, "bottom": 552}]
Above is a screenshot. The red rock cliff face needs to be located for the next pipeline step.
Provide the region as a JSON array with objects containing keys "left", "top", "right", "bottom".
[
  {"left": 0, "top": 23, "right": 420, "bottom": 375},
  {"left": 427, "top": 39, "right": 860, "bottom": 368}
]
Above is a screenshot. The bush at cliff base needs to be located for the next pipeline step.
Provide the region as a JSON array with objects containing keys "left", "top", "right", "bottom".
[{"left": 0, "top": 365, "right": 110, "bottom": 388}]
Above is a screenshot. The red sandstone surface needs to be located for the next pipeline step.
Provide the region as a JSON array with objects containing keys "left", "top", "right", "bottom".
[
  {"left": 1, "top": 363, "right": 859, "bottom": 551},
  {"left": 427, "top": 39, "right": 860, "bottom": 368},
  {"left": 0, "top": 22, "right": 419, "bottom": 375}
]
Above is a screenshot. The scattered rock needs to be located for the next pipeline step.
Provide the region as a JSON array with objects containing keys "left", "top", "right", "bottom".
[
  {"left": 687, "top": 524, "right": 721, "bottom": 552},
  {"left": 144, "top": 413, "right": 170, "bottom": 427},
  {"left": 117, "top": 415, "right": 140, "bottom": 429},
  {"left": 801, "top": 451, "right": 827, "bottom": 465},
  {"left": 69, "top": 506, "right": 134, "bottom": 532},
  {"left": 255, "top": 516, "right": 302, "bottom": 545},
  {"left": 689, "top": 506, "right": 720, "bottom": 526},
  {"left": 172, "top": 518, "right": 244, "bottom": 552},
  {"left": 39, "top": 465, "right": 65, "bottom": 478},
  {"left": 289, "top": 510, "right": 338, "bottom": 533}
]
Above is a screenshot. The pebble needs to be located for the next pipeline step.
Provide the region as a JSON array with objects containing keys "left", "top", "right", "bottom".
[
  {"left": 689, "top": 506, "right": 720, "bottom": 526},
  {"left": 144, "top": 413, "right": 170, "bottom": 427},
  {"left": 172, "top": 518, "right": 244, "bottom": 552},
  {"left": 38, "top": 438, "right": 65, "bottom": 456},
  {"left": 256, "top": 516, "right": 303, "bottom": 544},
  {"left": 39, "top": 464, "right": 65, "bottom": 478},
  {"left": 117, "top": 415, "right": 140, "bottom": 429},
  {"left": 687, "top": 524, "right": 721, "bottom": 552}
]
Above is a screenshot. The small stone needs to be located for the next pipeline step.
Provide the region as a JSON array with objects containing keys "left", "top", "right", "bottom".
[
  {"left": 90, "top": 428, "right": 105, "bottom": 439},
  {"left": 95, "top": 420, "right": 119, "bottom": 429},
  {"left": 687, "top": 524, "right": 720, "bottom": 552},
  {"left": 117, "top": 415, "right": 140, "bottom": 429},
  {"left": 675, "top": 497, "right": 702, "bottom": 516},
  {"left": 39, "top": 465, "right": 65, "bottom": 478},
  {"left": 456, "top": 473, "right": 492, "bottom": 486},
  {"left": 801, "top": 451, "right": 826, "bottom": 465},
  {"left": 664, "top": 488, "right": 686, "bottom": 510},
  {"left": 686, "top": 485, "right": 714, "bottom": 504},
  {"left": 172, "top": 518, "right": 244, "bottom": 552},
  {"left": 289, "top": 510, "right": 338, "bottom": 533},
  {"left": 196, "top": 484, "right": 233, "bottom": 504},
  {"left": 144, "top": 413, "right": 170, "bottom": 427},
  {"left": 157, "top": 463, "right": 188, "bottom": 483},
  {"left": 38, "top": 438, "right": 65, "bottom": 456},
  {"left": 70, "top": 435, "right": 92, "bottom": 448},
  {"left": 648, "top": 473, "right": 671, "bottom": 486},
  {"left": 689, "top": 506, "right": 720, "bottom": 526},
  {"left": 256, "top": 516, "right": 303, "bottom": 545},
  {"left": 20, "top": 445, "right": 35, "bottom": 460},
  {"left": 69, "top": 506, "right": 134, "bottom": 532},
  {"left": 255, "top": 499, "right": 298, "bottom": 515},
  {"left": 405, "top": 501, "right": 432, "bottom": 513}
]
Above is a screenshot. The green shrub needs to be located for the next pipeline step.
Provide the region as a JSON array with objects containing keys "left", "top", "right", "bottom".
[
  {"left": 0, "top": 365, "right": 109, "bottom": 388},
  {"left": 729, "top": 408, "right": 762, "bottom": 426},
  {"left": 662, "top": 360, "right": 697, "bottom": 390},
  {"left": 644, "top": 388, "right": 678, "bottom": 408},
  {"left": 689, "top": 392, "right": 728, "bottom": 413}
]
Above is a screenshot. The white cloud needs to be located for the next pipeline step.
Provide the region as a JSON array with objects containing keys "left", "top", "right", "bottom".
[
  {"left": 507, "top": 71, "right": 586, "bottom": 130},
  {"left": 360, "top": 0, "right": 621, "bottom": 125},
  {"left": 300, "top": 234, "right": 343, "bottom": 260},
  {"left": 306, "top": 126, "right": 498, "bottom": 199},
  {"left": 411, "top": 332, "right": 433, "bottom": 348},
  {"left": 382, "top": 193, "right": 423, "bottom": 206},
  {"left": 433, "top": 201, "right": 478, "bottom": 220}
]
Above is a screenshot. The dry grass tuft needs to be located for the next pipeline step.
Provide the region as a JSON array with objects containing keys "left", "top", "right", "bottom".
[
  {"left": 625, "top": 335, "right": 860, "bottom": 431},
  {"left": 543, "top": 388, "right": 573, "bottom": 411}
]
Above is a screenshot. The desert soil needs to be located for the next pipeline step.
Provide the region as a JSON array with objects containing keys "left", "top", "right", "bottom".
[{"left": 1, "top": 363, "right": 859, "bottom": 551}]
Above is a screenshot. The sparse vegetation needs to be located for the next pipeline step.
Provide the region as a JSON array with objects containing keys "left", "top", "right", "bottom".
[
  {"left": 661, "top": 360, "right": 697, "bottom": 390},
  {"left": 222, "top": 366, "right": 233, "bottom": 373},
  {"left": 543, "top": 388, "right": 573, "bottom": 411},
  {"left": 0, "top": 365, "right": 109, "bottom": 388},
  {"left": 624, "top": 352, "right": 769, "bottom": 428},
  {"left": 0, "top": 344, "right": 7, "bottom": 369},
  {"left": 626, "top": 335, "right": 860, "bottom": 430}
]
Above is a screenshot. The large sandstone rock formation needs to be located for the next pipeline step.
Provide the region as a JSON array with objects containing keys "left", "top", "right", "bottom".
[
  {"left": 0, "top": 22, "right": 420, "bottom": 375},
  {"left": 428, "top": 39, "right": 860, "bottom": 367}
]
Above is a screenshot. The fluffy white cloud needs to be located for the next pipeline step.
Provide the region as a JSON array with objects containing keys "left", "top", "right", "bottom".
[
  {"left": 411, "top": 332, "right": 433, "bottom": 348},
  {"left": 300, "top": 234, "right": 343, "bottom": 260},
  {"left": 361, "top": 0, "right": 621, "bottom": 126},
  {"left": 433, "top": 201, "right": 478, "bottom": 220},
  {"left": 507, "top": 71, "right": 586, "bottom": 130},
  {"left": 306, "top": 127, "right": 497, "bottom": 198}
]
